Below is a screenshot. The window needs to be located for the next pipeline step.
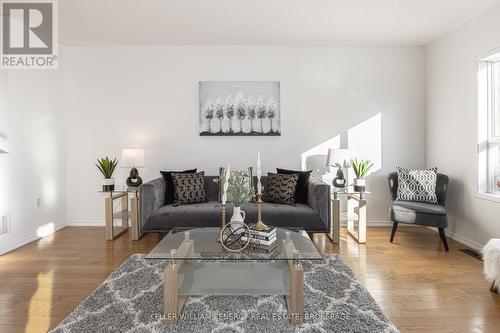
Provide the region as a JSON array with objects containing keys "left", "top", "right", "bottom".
[
  {"left": 491, "top": 62, "right": 500, "bottom": 193},
  {"left": 477, "top": 53, "right": 500, "bottom": 196}
]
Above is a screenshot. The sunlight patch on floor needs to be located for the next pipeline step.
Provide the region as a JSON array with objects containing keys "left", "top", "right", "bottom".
[{"left": 26, "top": 270, "right": 53, "bottom": 332}]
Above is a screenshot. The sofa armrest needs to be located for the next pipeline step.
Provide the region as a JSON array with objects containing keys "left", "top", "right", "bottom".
[
  {"left": 140, "top": 177, "right": 165, "bottom": 233},
  {"left": 307, "top": 177, "right": 331, "bottom": 231}
]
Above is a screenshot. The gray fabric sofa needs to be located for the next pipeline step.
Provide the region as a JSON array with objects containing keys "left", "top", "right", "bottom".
[
  {"left": 140, "top": 175, "right": 330, "bottom": 233},
  {"left": 388, "top": 172, "right": 450, "bottom": 251}
]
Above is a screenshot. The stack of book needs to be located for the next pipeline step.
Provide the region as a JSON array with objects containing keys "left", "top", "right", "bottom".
[{"left": 243, "top": 225, "right": 277, "bottom": 252}]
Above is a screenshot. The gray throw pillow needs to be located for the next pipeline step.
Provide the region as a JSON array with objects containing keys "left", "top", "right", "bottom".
[
  {"left": 264, "top": 173, "right": 299, "bottom": 206},
  {"left": 396, "top": 167, "right": 438, "bottom": 204},
  {"left": 172, "top": 171, "right": 206, "bottom": 206}
]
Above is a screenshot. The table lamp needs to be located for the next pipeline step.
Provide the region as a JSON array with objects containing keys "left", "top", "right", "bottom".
[
  {"left": 326, "top": 148, "right": 351, "bottom": 189},
  {"left": 121, "top": 148, "right": 146, "bottom": 187}
]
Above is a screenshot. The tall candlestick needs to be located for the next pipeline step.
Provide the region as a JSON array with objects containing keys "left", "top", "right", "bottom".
[
  {"left": 219, "top": 164, "right": 230, "bottom": 242},
  {"left": 257, "top": 151, "right": 262, "bottom": 195},
  {"left": 221, "top": 164, "right": 230, "bottom": 205},
  {"left": 254, "top": 152, "right": 268, "bottom": 231}
]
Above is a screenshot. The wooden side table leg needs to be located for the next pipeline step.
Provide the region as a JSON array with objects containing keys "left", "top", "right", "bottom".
[
  {"left": 358, "top": 198, "right": 367, "bottom": 244},
  {"left": 130, "top": 197, "right": 142, "bottom": 241},
  {"left": 105, "top": 197, "right": 113, "bottom": 240},
  {"left": 346, "top": 195, "right": 355, "bottom": 240},
  {"left": 121, "top": 194, "right": 129, "bottom": 230},
  {"left": 332, "top": 197, "right": 340, "bottom": 244},
  {"left": 327, "top": 194, "right": 340, "bottom": 244}
]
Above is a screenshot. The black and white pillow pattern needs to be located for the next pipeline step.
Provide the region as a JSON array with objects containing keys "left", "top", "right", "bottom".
[
  {"left": 264, "top": 173, "right": 299, "bottom": 206},
  {"left": 396, "top": 167, "right": 438, "bottom": 204},
  {"left": 172, "top": 172, "right": 206, "bottom": 206}
]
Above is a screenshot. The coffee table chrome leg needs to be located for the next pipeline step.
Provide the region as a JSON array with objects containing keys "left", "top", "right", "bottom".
[{"left": 286, "top": 250, "right": 304, "bottom": 324}]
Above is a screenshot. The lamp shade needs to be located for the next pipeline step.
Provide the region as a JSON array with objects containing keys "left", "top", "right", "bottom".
[
  {"left": 121, "top": 148, "right": 146, "bottom": 168},
  {"left": 326, "top": 148, "right": 351, "bottom": 167}
]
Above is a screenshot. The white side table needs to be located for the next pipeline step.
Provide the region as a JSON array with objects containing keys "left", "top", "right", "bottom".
[{"left": 329, "top": 188, "right": 369, "bottom": 244}]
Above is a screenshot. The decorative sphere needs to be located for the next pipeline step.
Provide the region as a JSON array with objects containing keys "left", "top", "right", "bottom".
[{"left": 220, "top": 221, "right": 250, "bottom": 252}]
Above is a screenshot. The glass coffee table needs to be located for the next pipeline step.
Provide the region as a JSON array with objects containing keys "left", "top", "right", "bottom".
[{"left": 146, "top": 227, "right": 322, "bottom": 325}]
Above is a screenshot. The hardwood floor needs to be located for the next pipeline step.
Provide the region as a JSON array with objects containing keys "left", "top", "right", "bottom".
[{"left": 0, "top": 226, "right": 498, "bottom": 333}]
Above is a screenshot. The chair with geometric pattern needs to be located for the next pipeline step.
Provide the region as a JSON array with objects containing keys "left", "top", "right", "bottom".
[{"left": 388, "top": 172, "right": 450, "bottom": 251}]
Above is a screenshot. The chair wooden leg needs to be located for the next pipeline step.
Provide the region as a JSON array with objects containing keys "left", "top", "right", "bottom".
[
  {"left": 490, "top": 281, "right": 498, "bottom": 294},
  {"left": 390, "top": 222, "right": 398, "bottom": 243},
  {"left": 438, "top": 228, "right": 449, "bottom": 251}
]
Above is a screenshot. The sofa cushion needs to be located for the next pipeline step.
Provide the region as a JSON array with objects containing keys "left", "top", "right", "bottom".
[
  {"left": 172, "top": 172, "right": 206, "bottom": 206},
  {"left": 160, "top": 169, "right": 197, "bottom": 204},
  {"left": 392, "top": 200, "right": 447, "bottom": 215},
  {"left": 264, "top": 173, "right": 299, "bottom": 205},
  {"left": 144, "top": 201, "right": 327, "bottom": 232},
  {"left": 277, "top": 168, "right": 312, "bottom": 204}
]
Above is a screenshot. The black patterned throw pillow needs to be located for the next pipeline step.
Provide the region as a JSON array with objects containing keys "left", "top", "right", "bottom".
[
  {"left": 172, "top": 172, "right": 206, "bottom": 206},
  {"left": 396, "top": 167, "right": 438, "bottom": 204},
  {"left": 264, "top": 173, "right": 299, "bottom": 206},
  {"left": 276, "top": 168, "right": 312, "bottom": 204},
  {"left": 160, "top": 169, "right": 197, "bottom": 204}
]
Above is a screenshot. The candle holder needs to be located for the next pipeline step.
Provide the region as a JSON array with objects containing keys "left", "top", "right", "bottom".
[
  {"left": 218, "top": 203, "right": 227, "bottom": 243},
  {"left": 253, "top": 193, "right": 269, "bottom": 231},
  {"left": 221, "top": 204, "right": 227, "bottom": 229}
]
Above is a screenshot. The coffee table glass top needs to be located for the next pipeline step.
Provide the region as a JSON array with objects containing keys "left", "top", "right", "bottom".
[{"left": 145, "top": 227, "right": 322, "bottom": 261}]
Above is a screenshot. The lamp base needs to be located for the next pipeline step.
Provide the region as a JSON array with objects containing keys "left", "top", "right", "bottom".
[
  {"left": 126, "top": 167, "right": 143, "bottom": 187},
  {"left": 332, "top": 167, "right": 347, "bottom": 189}
]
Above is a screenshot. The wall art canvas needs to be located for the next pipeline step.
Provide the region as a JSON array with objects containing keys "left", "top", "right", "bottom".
[{"left": 199, "top": 81, "right": 281, "bottom": 136}]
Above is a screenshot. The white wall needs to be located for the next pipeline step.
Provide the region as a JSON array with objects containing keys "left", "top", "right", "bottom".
[
  {"left": 64, "top": 45, "right": 426, "bottom": 225},
  {"left": 426, "top": 5, "right": 500, "bottom": 250},
  {"left": 0, "top": 65, "right": 67, "bottom": 255}
]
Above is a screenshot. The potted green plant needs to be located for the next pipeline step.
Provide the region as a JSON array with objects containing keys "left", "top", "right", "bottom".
[
  {"left": 351, "top": 158, "right": 374, "bottom": 192},
  {"left": 96, "top": 156, "right": 118, "bottom": 191},
  {"left": 227, "top": 170, "right": 255, "bottom": 222}
]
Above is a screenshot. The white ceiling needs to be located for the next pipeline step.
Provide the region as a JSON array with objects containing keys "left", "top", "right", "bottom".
[{"left": 59, "top": 0, "right": 500, "bottom": 46}]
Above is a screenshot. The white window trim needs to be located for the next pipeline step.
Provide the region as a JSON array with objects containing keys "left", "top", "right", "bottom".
[{"left": 474, "top": 47, "right": 500, "bottom": 202}]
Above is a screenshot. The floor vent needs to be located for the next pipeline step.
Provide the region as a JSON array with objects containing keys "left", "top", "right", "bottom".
[{"left": 459, "top": 248, "right": 482, "bottom": 261}]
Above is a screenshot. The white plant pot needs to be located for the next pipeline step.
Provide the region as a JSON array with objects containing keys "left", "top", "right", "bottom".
[
  {"left": 102, "top": 177, "right": 115, "bottom": 192},
  {"left": 230, "top": 206, "right": 246, "bottom": 223},
  {"left": 353, "top": 178, "right": 366, "bottom": 192}
]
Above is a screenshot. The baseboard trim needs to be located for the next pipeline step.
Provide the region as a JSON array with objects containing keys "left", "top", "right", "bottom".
[
  {"left": 0, "top": 222, "right": 66, "bottom": 255},
  {"left": 67, "top": 220, "right": 105, "bottom": 226},
  {"left": 427, "top": 227, "right": 484, "bottom": 251},
  {"left": 340, "top": 221, "right": 419, "bottom": 227}
]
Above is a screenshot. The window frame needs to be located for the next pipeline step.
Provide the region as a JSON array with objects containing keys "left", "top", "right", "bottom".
[{"left": 475, "top": 50, "right": 500, "bottom": 201}]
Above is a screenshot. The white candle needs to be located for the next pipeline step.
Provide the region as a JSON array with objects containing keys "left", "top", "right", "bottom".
[
  {"left": 222, "top": 164, "right": 230, "bottom": 205},
  {"left": 257, "top": 151, "right": 262, "bottom": 195}
]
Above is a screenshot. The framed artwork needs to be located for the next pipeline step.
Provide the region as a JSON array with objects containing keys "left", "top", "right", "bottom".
[{"left": 199, "top": 81, "right": 280, "bottom": 136}]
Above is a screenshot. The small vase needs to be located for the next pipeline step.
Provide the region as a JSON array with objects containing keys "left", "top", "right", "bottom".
[
  {"left": 103, "top": 177, "right": 115, "bottom": 192},
  {"left": 230, "top": 206, "right": 246, "bottom": 223},
  {"left": 353, "top": 178, "right": 365, "bottom": 192}
]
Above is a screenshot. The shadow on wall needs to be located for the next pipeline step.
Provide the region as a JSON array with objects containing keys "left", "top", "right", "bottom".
[{"left": 301, "top": 113, "right": 382, "bottom": 181}]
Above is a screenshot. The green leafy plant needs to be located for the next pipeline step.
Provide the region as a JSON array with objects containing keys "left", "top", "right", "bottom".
[
  {"left": 227, "top": 170, "right": 255, "bottom": 207},
  {"left": 96, "top": 156, "right": 118, "bottom": 179},
  {"left": 351, "top": 158, "right": 373, "bottom": 179}
]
